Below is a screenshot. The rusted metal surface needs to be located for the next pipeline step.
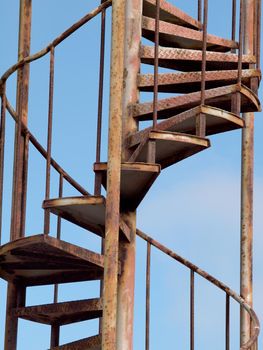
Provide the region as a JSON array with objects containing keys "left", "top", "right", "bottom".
[
  {"left": 5, "top": 1, "right": 32, "bottom": 348},
  {"left": 133, "top": 84, "right": 260, "bottom": 121},
  {"left": 51, "top": 334, "right": 101, "bottom": 350},
  {"left": 153, "top": 0, "right": 160, "bottom": 130},
  {"left": 101, "top": 0, "right": 125, "bottom": 348},
  {"left": 241, "top": 0, "right": 256, "bottom": 346},
  {"left": 138, "top": 69, "right": 261, "bottom": 93},
  {"left": 145, "top": 242, "right": 151, "bottom": 350},
  {"left": 142, "top": 16, "right": 238, "bottom": 52},
  {"left": 15, "top": 298, "right": 103, "bottom": 325},
  {"left": 140, "top": 45, "right": 256, "bottom": 71},
  {"left": 232, "top": 0, "right": 237, "bottom": 48},
  {"left": 44, "top": 46, "right": 55, "bottom": 235},
  {"left": 197, "top": 0, "right": 208, "bottom": 137},
  {"left": 226, "top": 293, "right": 230, "bottom": 350},
  {"left": 143, "top": 0, "right": 202, "bottom": 30},
  {"left": 95, "top": 1, "right": 107, "bottom": 196},
  {"left": 94, "top": 162, "right": 160, "bottom": 211},
  {"left": 190, "top": 270, "right": 195, "bottom": 350},
  {"left": 137, "top": 229, "right": 260, "bottom": 350},
  {"left": 0, "top": 84, "right": 6, "bottom": 244}
]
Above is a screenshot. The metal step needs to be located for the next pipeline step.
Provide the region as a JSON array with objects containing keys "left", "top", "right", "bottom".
[
  {"left": 140, "top": 45, "right": 256, "bottom": 71},
  {"left": 143, "top": 0, "right": 202, "bottom": 30},
  {"left": 15, "top": 298, "right": 102, "bottom": 325},
  {"left": 50, "top": 334, "right": 101, "bottom": 350},
  {"left": 142, "top": 16, "right": 238, "bottom": 52},
  {"left": 0, "top": 235, "right": 104, "bottom": 286},
  {"left": 126, "top": 130, "right": 210, "bottom": 169},
  {"left": 93, "top": 162, "right": 160, "bottom": 211},
  {"left": 43, "top": 196, "right": 131, "bottom": 242},
  {"left": 133, "top": 84, "right": 261, "bottom": 121},
  {"left": 127, "top": 106, "right": 244, "bottom": 146},
  {"left": 138, "top": 69, "right": 261, "bottom": 93}
]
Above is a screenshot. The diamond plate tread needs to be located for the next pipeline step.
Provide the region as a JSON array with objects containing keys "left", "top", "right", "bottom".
[
  {"left": 0, "top": 235, "right": 105, "bottom": 286},
  {"left": 15, "top": 298, "right": 102, "bottom": 326},
  {"left": 50, "top": 335, "right": 101, "bottom": 350},
  {"left": 127, "top": 106, "right": 244, "bottom": 150},
  {"left": 132, "top": 84, "right": 261, "bottom": 121},
  {"left": 142, "top": 16, "right": 238, "bottom": 52},
  {"left": 143, "top": 0, "right": 202, "bottom": 29},
  {"left": 138, "top": 69, "right": 261, "bottom": 93},
  {"left": 140, "top": 45, "right": 256, "bottom": 71}
]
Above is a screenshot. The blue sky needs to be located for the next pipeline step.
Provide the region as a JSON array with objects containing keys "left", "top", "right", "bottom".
[{"left": 0, "top": 1, "right": 262, "bottom": 349}]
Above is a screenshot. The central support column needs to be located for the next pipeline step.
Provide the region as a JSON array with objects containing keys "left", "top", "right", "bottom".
[
  {"left": 102, "top": 0, "right": 125, "bottom": 349},
  {"left": 117, "top": 0, "right": 143, "bottom": 349},
  {"left": 4, "top": 1, "right": 32, "bottom": 349},
  {"left": 240, "top": 0, "right": 255, "bottom": 346}
]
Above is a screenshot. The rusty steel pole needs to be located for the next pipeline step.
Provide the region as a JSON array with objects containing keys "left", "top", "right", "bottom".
[
  {"left": 240, "top": 0, "right": 255, "bottom": 346},
  {"left": 116, "top": 0, "right": 143, "bottom": 349},
  {"left": 101, "top": 0, "right": 125, "bottom": 349},
  {"left": 4, "top": 1, "right": 32, "bottom": 349}
]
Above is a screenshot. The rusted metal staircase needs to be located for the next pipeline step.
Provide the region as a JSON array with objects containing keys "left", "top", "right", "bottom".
[{"left": 0, "top": 0, "right": 261, "bottom": 349}]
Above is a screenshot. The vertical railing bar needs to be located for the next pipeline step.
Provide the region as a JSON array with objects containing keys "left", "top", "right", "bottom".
[
  {"left": 190, "top": 270, "right": 195, "bottom": 350},
  {"left": 0, "top": 85, "right": 6, "bottom": 245},
  {"left": 198, "top": 0, "right": 202, "bottom": 23},
  {"left": 225, "top": 293, "right": 230, "bottom": 350},
  {"left": 237, "top": 0, "right": 244, "bottom": 87},
  {"left": 146, "top": 242, "right": 151, "bottom": 350},
  {"left": 21, "top": 131, "right": 29, "bottom": 237},
  {"left": 44, "top": 46, "right": 55, "bottom": 235},
  {"left": 53, "top": 173, "right": 63, "bottom": 304},
  {"left": 231, "top": 0, "right": 237, "bottom": 51},
  {"left": 256, "top": 0, "right": 261, "bottom": 69},
  {"left": 200, "top": 0, "right": 208, "bottom": 106},
  {"left": 94, "top": 0, "right": 107, "bottom": 196},
  {"left": 153, "top": 0, "right": 160, "bottom": 129}
]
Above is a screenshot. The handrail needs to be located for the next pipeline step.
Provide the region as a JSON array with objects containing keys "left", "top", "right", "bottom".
[
  {"left": 137, "top": 228, "right": 260, "bottom": 349},
  {"left": 0, "top": 0, "right": 112, "bottom": 86}
]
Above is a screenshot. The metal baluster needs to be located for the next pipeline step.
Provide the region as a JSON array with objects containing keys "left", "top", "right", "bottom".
[
  {"left": 196, "top": 0, "right": 208, "bottom": 137},
  {"left": 95, "top": 0, "right": 106, "bottom": 195},
  {"left": 44, "top": 46, "right": 55, "bottom": 234},
  {"left": 146, "top": 242, "right": 151, "bottom": 350},
  {"left": 231, "top": 0, "right": 237, "bottom": 52},
  {"left": 0, "top": 85, "right": 6, "bottom": 244},
  {"left": 225, "top": 294, "right": 230, "bottom": 350},
  {"left": 21, "top": 132, "right": 29, "bottom": 237},
  {"left": 50, "top": 172, "right": 63, "bottom": 348},
  {"left": 190, "top": 270, "right": 195, "bottom": 350}
]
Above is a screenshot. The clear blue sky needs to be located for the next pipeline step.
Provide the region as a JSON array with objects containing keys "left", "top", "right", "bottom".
[{"left": 0, "top": 1, "right": 262, "bottom": 349}]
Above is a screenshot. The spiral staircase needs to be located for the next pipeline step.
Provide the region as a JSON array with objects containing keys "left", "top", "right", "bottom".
[{"left": 0, "top": 0, "right": 261, "bottom": 349}]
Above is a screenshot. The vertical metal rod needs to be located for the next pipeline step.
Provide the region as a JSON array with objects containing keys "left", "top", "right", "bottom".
[
  {"left": 232, "top": 0, "right": 237, "bottom": 48},
  {"left": 21, "top": 132, "right": 29, "bottom": 237},
  {"left": 50, "top": 173, "right": 63, "bottom": 348},
  {"left": 190, "top": 270, "right": 195, "bottom": 350},
  {"left": 0, "top": 85, "right": 6, "bottom": 245},
  {"left": 5, "top": 1, "right": 32, "bottom": 348},
  {"left": 200, "top": 0, "right": 208, "bottom": 106},
  {"left": 226, "top": 294, "right": 230, "bottom": 350},
  {"left": 237, "top": 0, "right": 244, "bottom": 87},
  {"left": 198, "top": 0, "right": 202, "bottom": 22},
  {"left": 101, "top": 0, "right": 125, "bottom": 348},
  {"left": 145, "top": 242, "right": 151, "bottom": 350},
  {"left": 196, "top": 0, "right": 208, "bottom": 137},
  {"left": 240, "top": 0, "right": 255, "bottom": 346},
  {"left": 44, "top": 46, "right": 55, "bottom": 235},
  {"left": 153, "top": 0, "right": 160, "bottom": 129},
  {"left": 94, "top": 0, "right": 106, "bottom": 195}
]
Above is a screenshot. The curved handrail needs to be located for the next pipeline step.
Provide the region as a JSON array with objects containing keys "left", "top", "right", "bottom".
[
  {"left": 137, "top": 228, "right": 260, "bottom": 349},
  {"left": 0, "top": 0, "right": 112, "bottom": 86},
  {"left": 0, "top": 1, "right": 112, "bottom": 196}
]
